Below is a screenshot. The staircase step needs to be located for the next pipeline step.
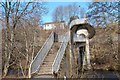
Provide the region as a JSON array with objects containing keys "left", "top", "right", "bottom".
[
  {"left": 47, "top": 54, "right": 56, "bottom": 57},
  {"left": 42, "top": 62, "right": 53, "bottom": 65},
  {"left": 44, "top": 56, "right": 55, "bottom": 60},
  {"left": 35, "top": 74, "right": 53, "bottom": 78},
  {"left": 39, "top": 70, "right": 52, "bottom": 72},
  {"left": 39, "top": 66, "right": 52, "bottom": 70},
  {"left": 36, "top": 42, "right": 60, "bottom": 77},
  {"left": 41, "top": 65, "right": 52, "bottom": 67},
  {"left": 43, "top": 61, "right": 53, "bottom": 62},
  {"left": 38, "top": 70, "right": 52, "bottom": 74},
  {"left": 40, "top": 67, "right": 52, "bottom": 70},
  {"left": 44, "top": 59, "right": 54, "bottom": 62},
  {"left": 38, "top": 73, "right": 52, "bottom": 75},
  {"left": 39, "top": 71, "right": 52, "bottom": 73}
]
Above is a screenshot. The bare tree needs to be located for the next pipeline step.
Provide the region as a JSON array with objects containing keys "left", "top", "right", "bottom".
[
  {"left": 80, "top": 7, "right": 86, "bottom": 18},
  {"left": 52, "top": 3, "right": 83, "bottom": 24},
  {"left": 1, "top": 0, "right": 47, "bottom": 77},
  {"left": 19, "top": 17, "right": 40, "bottom": 78},
  {"left": 70, "top": 3, "right": 80, "bottom": 17},
  {"left": 52, "top": 7, "right": 59, "bottom": 21},
  {"left": 52, "top": 6, "right": 64, "bottom": 22},
  {"left": 86, "top": 2, "right": 118, "bottom": 26}
]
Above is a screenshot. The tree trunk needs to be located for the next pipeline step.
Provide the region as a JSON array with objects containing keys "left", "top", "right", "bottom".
[
  {"left": 3, "top": 28, "right": 11, "bottom": 78},
  {"left": 28, "top": 31, "right": 36, "bottom": 78},
  {"left": 24, "top": 29, "right": 29, "bottom": 77},
  {"left": 19, "top": 60, "right": 25, "bottom": 78},
  {"left": 3, "top": 64, "right": 9, "bottom": 78}
]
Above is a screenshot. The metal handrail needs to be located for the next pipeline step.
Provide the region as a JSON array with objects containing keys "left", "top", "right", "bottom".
[
  {"left": 30, "top": 32, "right": 54, "bottom": 74},
  {"left": 58, "top": 32, "right": 70, "bottom": 42},
  {"left": 52, "top": 32, "right": 69, "bottom": 73}
]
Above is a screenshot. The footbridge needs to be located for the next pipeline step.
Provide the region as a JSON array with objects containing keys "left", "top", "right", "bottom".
[
  {"left": 30, "top": 32, "right": 69, "bottom": 78},
  {"left": 30, "top": 18, "right": 95, "bottom": 78}
]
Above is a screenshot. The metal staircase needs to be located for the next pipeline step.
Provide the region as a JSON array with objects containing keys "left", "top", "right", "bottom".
[
  {"left": 30, "top": 32, "right": 69, "bottom": 78},
  {"left": 37, "top": 43, "right": 60, "bottom": 78},
  {"left": 31, "top": 32, "right": 54, "bottom": 75}
]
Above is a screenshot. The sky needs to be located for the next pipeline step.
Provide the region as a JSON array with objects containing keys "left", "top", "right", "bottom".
[
  {"left": 42, "top": 2, "right": 90, "bottom": 23},
  {"left": 0, "top": 1, "right": 91, "bottom": 29}
]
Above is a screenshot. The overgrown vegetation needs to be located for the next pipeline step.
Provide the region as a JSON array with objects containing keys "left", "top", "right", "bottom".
[
  {"left": 0, "top": 1, "right": 48, "bottom": 78},
  {"left": 2, "top": 27, "right": 50, "bottom": 78},
  {"left": 90, "top": 23, "right": 120, "bottom": 71},
  {"left": 87, "top": 2, "right": 118, "bottom": 26}
]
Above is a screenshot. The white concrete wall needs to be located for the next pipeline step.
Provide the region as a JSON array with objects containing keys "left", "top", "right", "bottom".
[
  {"left": 43, "top": 24, "right": 55, "bottom": 30},
  {"left": 43, "top": 22, "right": 65, "bottom": 30},
  {"left": 76, "top": 29, "right": 88, "bottom": 37}
]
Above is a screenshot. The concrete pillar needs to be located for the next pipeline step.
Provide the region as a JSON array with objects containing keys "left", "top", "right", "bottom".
[
  {"left": 69, "top": 31, "right": 73, "bottom": 77},
  {"left": 86, "top": 38, "right": 91, "bottom": 69},
  {"left": 82, "top": 37, "right": 91, "bottom": 70},
  {"left": 83, "top": 46, "right": 87, "bottom": 69}
]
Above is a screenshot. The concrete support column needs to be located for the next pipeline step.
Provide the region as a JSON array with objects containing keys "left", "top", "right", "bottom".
[
  {"left": 83, "top": 46, "right": 87, "bottom": 69},
  {"left": 86, "top": 38, "right": 91, "bottom": 69},
  {"left": 69, "top": 31, "right": 73, "bottom": 77}
]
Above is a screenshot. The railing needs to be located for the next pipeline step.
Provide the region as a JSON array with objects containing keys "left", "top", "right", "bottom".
[
  {"left": 58, "top": 32, "right": 70, "bottom": 42},
  {"left": 31, "top": 32, "right": 54, "bottom": 74},
  {"left": 52, "top": 32, "right": 69, "bottom": 73}
]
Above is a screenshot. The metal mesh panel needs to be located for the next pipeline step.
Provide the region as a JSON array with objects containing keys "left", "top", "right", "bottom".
[
  {"left": 31, "top": 32, "right": 54, "bottom": 74},
  {"left": 52, "top": 32, "right": 69, "bottom": 73}
]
